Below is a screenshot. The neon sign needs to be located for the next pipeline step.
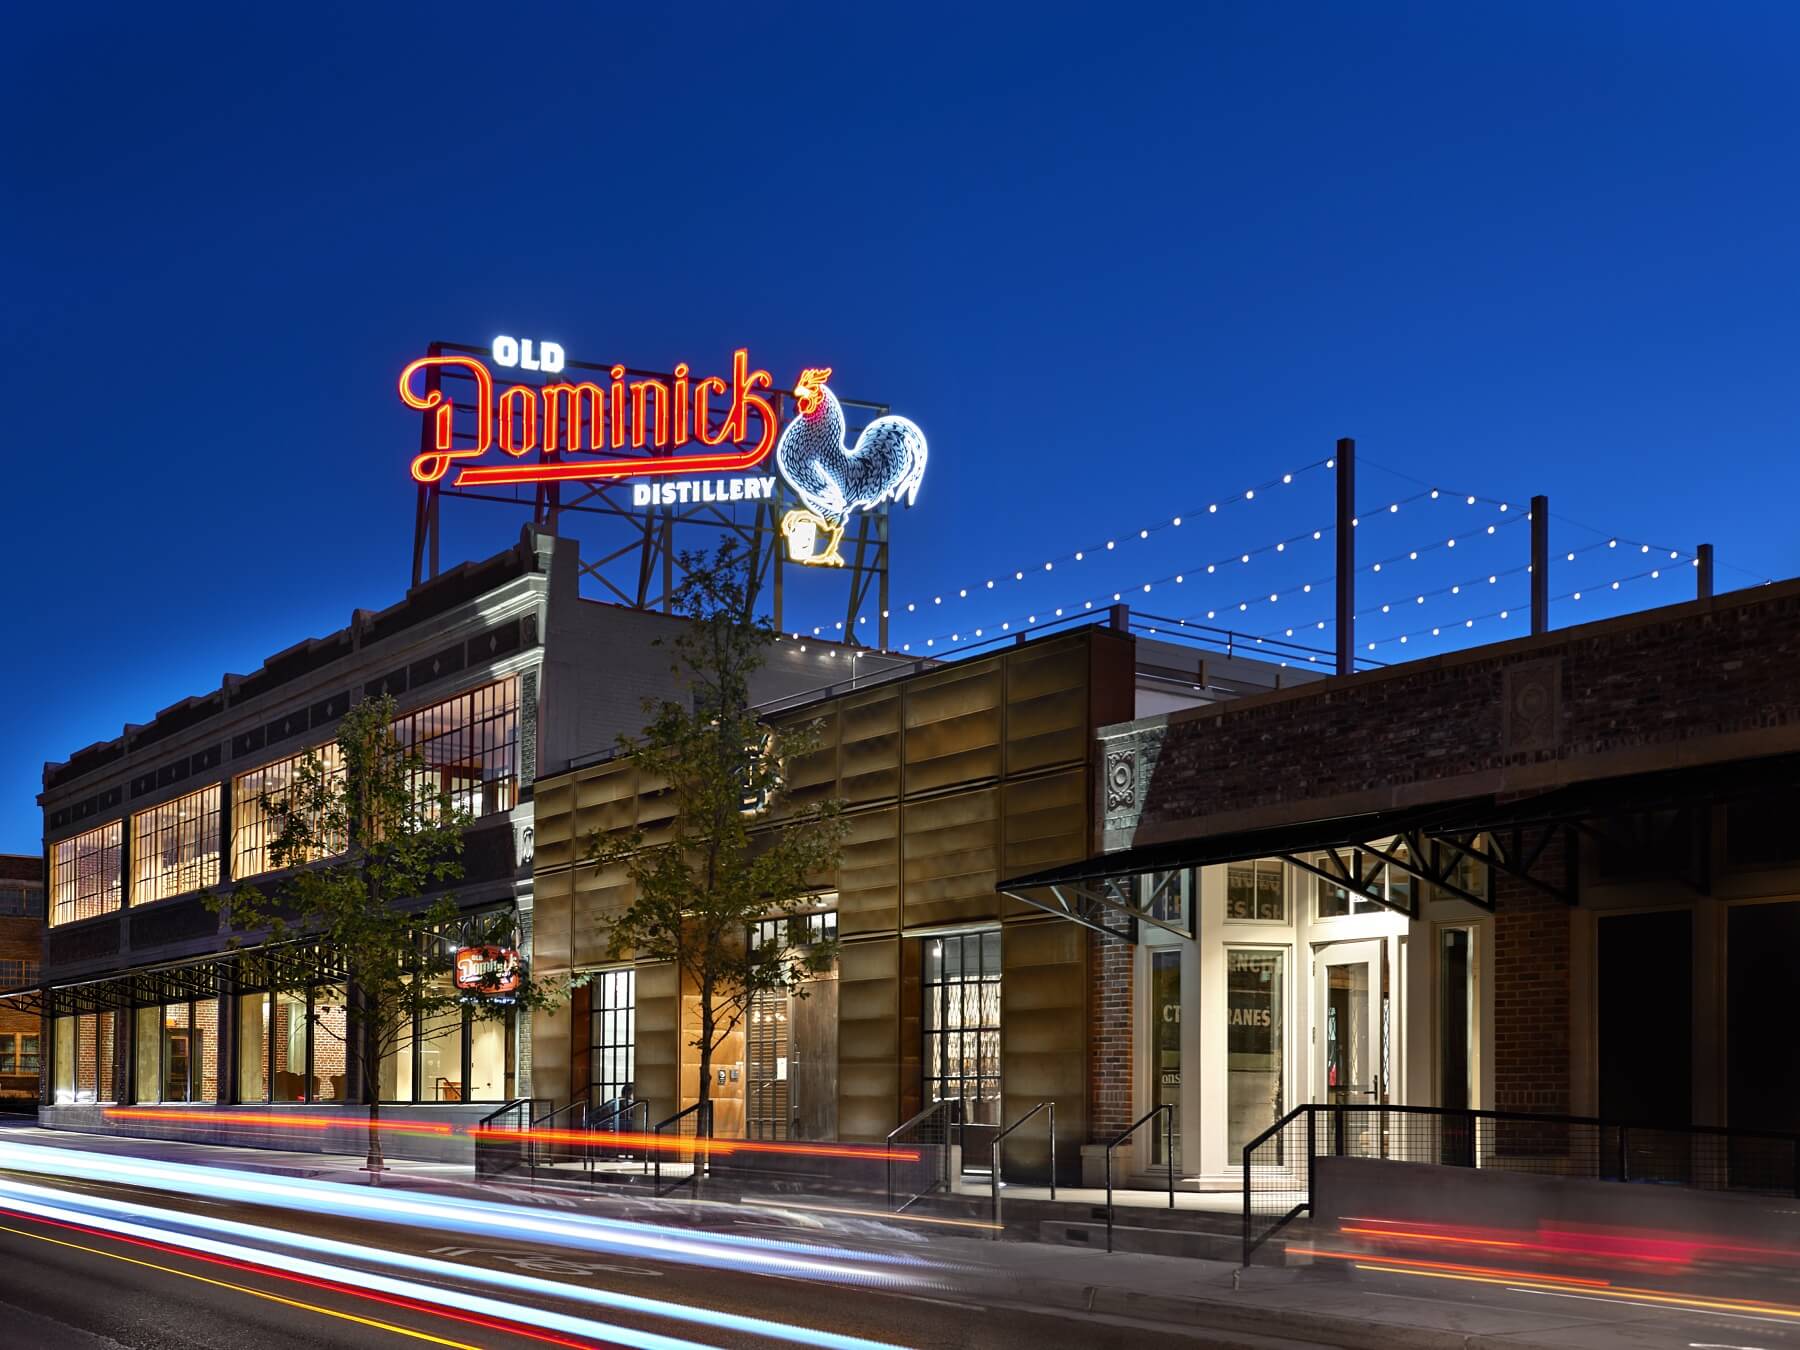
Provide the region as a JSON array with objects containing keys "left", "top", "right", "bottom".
[
  {"left": 400, "top": 344, "right": 779, "bottom": 488},
  {"left": 399, "top": 342, "right": 927, "bottom": 568},
  {"left": 455, "top": 945, "right": 521, "bottom": 999},
  {"left": 775, "top": 368, "right": 927, "bottom": 567}
]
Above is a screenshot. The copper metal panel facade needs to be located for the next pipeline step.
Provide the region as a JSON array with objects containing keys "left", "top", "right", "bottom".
[
  {"left": 633, "top": 960, "right": 680, "bottom": 1124},
  {"left": 532, "top": 776, "right": 576, "bottom": 872},
  {"left": 1000, "top": 918, "right": 1089, "bottom": 1181},
  {"left": 781, "top": 706, "right": 840, "bottom": 814},
  {"left": 529, "top": 628, "right": 1125, "bottom": 1140},
  {"left": 902, "top": 660, "right": 1003, "bottom": 794},
  {"left": 901, "top": 787, "right": 1002, "bottom": 930},
  {"left": 837, "top": 938, "right": 900, "bottom": 1141},
  {"left": 838, "top": 806, "right": 900, "bottom": 937},
  {"left": 1005, "top": 640, "right": 1092, "bottom": 775},
  {"left": 840, "top": 687, "right": 903, "bottom": 805},
  {"left": 1001, "top": 768, "right": 1089, "bottom": 919}
]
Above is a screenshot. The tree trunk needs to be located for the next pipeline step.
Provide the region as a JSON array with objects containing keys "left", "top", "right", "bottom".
[
  {"left": 359, "top": 983, "right": 386, "bottom": 1177},
  {"left": 695, "top": 1001, "right": 714, "bottom": 1185},
  {"left": 365, "top": 1095, "right": 386, "bottom": 1176}
]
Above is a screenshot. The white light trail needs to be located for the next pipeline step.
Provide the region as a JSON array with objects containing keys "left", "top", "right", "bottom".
[
  {"left": 0, "top": 1141, "right": 920, "bottom": 1287},
  {"left": 0, "top": 1176, "right": 913, "bottom": 1350}
]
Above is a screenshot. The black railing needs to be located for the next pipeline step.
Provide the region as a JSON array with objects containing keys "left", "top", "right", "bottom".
[
  {"left": 1105, "top": 1104, "right": 1174, "bottom": 1252},
  {"left": 653, "top": 1101, "right": 713, "bottom": 1195},
  {"left": 529, "top": 1095, "right": 590, "bottom": 1178},
  {"left": 473, "top": 1097, "right": 546, "bottom": 1178},
  {"left": 589, "top": 1097, "right": 650, "bottom": 1177},
  {"left": 886, "top": 1098, "right": 963, "bottom": 1213},
  {"left": 990, "top": 1101, "right": 1055, "bottom": 1235},
  {"left": 1243, "top": 1103, "right": 1800, "bottom": 1264}
]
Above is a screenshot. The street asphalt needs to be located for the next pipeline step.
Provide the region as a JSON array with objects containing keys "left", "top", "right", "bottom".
[{"left": 0, "top": 1125, "right": 1795, "bottom": 1350}]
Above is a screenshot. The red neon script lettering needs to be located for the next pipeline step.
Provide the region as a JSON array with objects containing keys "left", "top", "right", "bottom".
[
  {"left": 404, "top": 348, "right": 784, "bottom": 486},
  {"left": 400, "top": 356, "right": 492, "bottom": 483}
]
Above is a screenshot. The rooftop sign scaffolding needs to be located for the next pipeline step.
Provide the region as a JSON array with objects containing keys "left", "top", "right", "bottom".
[{"left": 400, "top": 340, "right": 927, "bottom": 649}]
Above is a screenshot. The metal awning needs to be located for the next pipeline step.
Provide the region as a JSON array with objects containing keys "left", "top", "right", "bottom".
[
  {"left": 44, "top": 937, "right": 352, "bottom": 1018},
  {"left": 0, "top": 986, "right": 47, "bottom": 1018},
  {"left": 999, "top": 751, "right": 1800, "bottom": 927}
]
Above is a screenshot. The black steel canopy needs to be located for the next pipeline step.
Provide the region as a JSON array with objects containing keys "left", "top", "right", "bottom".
[{"left": 999, "top": 751, "right": 1800, "bottom": 932}]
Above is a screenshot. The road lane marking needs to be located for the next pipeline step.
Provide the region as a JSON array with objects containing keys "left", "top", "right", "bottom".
[
  {"left": 0, "top": 1218, "right": 486, "bottom": 1348},
  {"left": 0, "top": 1183, "right": 908, "bottom": 1350}
]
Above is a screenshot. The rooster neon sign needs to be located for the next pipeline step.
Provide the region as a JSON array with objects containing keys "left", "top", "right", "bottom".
[
  {"left": 398, "top": 344, "right": 926, "bottom": 568},
  {"left": 775, "top": 368, "right": 927, "bottom": 567}
]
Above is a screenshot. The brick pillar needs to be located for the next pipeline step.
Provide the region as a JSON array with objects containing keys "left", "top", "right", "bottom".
[
  {"left": 1491, "top": 835, "right": 1572, "bottom": 1155},
  {"left": 1088, "top": 915, "right": 1134, "bottom": 1142}
]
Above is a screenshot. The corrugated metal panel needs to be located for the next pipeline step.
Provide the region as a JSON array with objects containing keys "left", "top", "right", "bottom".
[
  {"left": 1000, "top": 919, "right": 1089, "bottom": 1182},
  {"left": 634, "top": 961, "right": 679, "bottom": 1124},
  {"left": 903, "top": 660, "right": 1002, "bottom": 793},
  {"left": 837, "top": 938, "right": 898, "bottom": 1141},
  {"left": 1005, "top": 640, "right": 1090, "bottom": 775},
  {"left": 838, "top": 806, "right": 900, "bottom": 937},
  {"left": 839, "top": 687, "right": 902, "bottom": 805},
  {"left": 902, "top": 788, "right": 1001, "bottom": 930}
]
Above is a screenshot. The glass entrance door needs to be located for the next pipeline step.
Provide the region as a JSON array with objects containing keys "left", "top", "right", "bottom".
[
  {"left": 1315, "top": 940, "right": 1383, "bottom": 1106},
  {"left": 1149, "top": 948, "right": 1181, "bottom": 1168}
]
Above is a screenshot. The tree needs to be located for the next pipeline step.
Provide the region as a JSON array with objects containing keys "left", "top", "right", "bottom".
[
  {"left": 209, "top": 694, "right": 557, "bottom": 1173},
  {"left": 585, "top": 541, "right": 847, "bottom": 1123}
]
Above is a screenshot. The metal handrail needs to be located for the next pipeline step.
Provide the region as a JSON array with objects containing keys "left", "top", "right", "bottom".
[
  {"left": 589, "top": 1098, "right": 650, "bottom": 1177},
  {"left": 990, "top": 1101, "right": 1055, "bottom": 1235},
  {"left": 475, "top": 1097, "right": 540, "bottom": 1130},
  {"left": 530, "top": 1095, "right": 591, "bottom": 1178},
  {"left": 471, "top": 1097, "right": 546, "bottom": 1181},
  {"left": 1105, "top": 1104, "right": 1175, "bottom": 1252},
  {"left": 653, "top": 1100, "right": 713, "bottom": 1192},
  {"left": 885, "top": 1097, "right": 963, "bottom": 1211}
]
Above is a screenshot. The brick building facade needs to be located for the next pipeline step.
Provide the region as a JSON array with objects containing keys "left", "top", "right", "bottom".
[
  {"left": 1008, "top": 578, "right": 1800, "bottom": 1180},
  {"left": 0, "top": 855, "right": 44, "bottom": 1104}
]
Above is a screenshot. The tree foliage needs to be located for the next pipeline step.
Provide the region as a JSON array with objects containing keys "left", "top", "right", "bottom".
[
  {"left": 585, "top": 541, "right": 847, "bottom": 1114},
  {"left": 208, "top": 694, "right": 557, "bottom": 1169}
]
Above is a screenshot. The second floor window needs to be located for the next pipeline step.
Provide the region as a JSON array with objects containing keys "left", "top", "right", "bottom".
[
  {"left": 132, "top": 784, "right": 222, "bottom": 905},
  {"left": 233, "top": 745, "right": 347, "bottom": 880},
  {"left": 0, "top": 886, "right": 43, "bottom": 917},
  {"left": 394, "top": 677, "right": 520, "bottom": 820},
  {"left": 51, "top": 821, "right": 121, "bottom": 927},
  {"left": 0, "top": 960, "right": 40, "bottom": 990}
]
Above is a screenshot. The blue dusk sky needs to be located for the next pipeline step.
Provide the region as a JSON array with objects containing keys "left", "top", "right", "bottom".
[{"left": 3, "top": 3, "right": 1797, "bottom": 851}]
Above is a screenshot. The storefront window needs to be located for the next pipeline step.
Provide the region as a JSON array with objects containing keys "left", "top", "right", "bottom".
[
  {"left": 132, "top": 1001, "right": 218, "bottom": 1105},
  {"left": 51, "top": 822, "right": 122, "bottom": 927},
  {"left": 923, "top": 930, "right": 1002, "bottom": 1126},
  {"left": 421, "top": 971, "right": 464, "bottom": 1102},
  {"left": 131, "top": 784, "right": 221, "bottom": 905},
  {"left": 272, "top": 990, "right": 308, "bottom": 1102},
  {"left": 53, "top": 1016, "right": 75, "bottom": 1102},
  {"left": 53, "top": 1011, "right": 120, "bottom": 1104},
  {"left": 469, "top": 1017, "right": 508, "bottom": 1102},
  {"left": 1226, "top": 859, "right": 1286, "bottom": 922},
  {"left": 1226, "top": 948, "right": 1285, "bottom": 1156},
  {"left": 379, "top": 979, "right": 415, "bottom": 1103},
  {"left": 1150, "top": 948, "right": 1181, "bottom": 1167},
  {"left": 237, "top": 993, "right": 268, "bottom": 1102},
  {"left": 311, "top": 988, "right": 348, "bottom": 1102},
  {"left": 591, "top": 968, "right": 636, "bottom": 1108}
]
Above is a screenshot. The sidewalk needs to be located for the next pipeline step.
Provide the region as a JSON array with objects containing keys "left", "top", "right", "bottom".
[{"left": 3, "top": 1121, "right": 1792, "bottom": 1349}]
